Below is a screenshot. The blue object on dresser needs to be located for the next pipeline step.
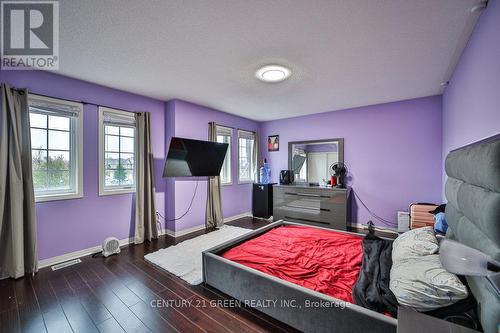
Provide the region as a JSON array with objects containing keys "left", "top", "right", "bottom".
[{"left": 259, "top": 159, "right": 271, "bottom": 184}]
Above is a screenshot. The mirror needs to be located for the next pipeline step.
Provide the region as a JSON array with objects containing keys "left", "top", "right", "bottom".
[{"left": 289, "top": 139, "right": 344, "bottom": 185}]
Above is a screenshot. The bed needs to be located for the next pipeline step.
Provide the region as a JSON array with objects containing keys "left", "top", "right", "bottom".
[
  {"left": 202, "top": 135, "right": 500, "bottom": 333},
  {"left": 444, "top": 135, "right": 500, "bottom": 333},
  {"left": 203, "top": 221, "right": 397, "bottom": 333},
  {"left": 222, "top": 225, "right": 364, "bottom": 304}
]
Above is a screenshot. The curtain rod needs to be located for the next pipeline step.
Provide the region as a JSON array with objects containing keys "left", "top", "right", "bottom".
[
  {"left": 13, "top": 88, "right": 137, "bottom": 113},
  {"left": 210, "top": 122, "right": 256, "bottom": 134},
  {"left": 11, "top": 88, "right": 256, "bottom": 130}
]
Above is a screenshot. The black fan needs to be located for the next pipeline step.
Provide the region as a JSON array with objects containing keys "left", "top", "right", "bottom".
[{"left": 329, "top": 162, "right": 348, "bottom": 188}]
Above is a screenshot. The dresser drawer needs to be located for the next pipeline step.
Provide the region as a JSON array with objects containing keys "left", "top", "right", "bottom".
[
  {"left": 274, "top": 206, "right": 345, "bottom": 229},
  {"left": 274, "top": 186, "right": 335, "bottom": 199},
  {"left": 273, "top": 185, "right": 348, "bottom": 230}
]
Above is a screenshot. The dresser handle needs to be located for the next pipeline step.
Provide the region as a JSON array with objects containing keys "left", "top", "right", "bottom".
[
  {"left": 284, "top": 192, "right": 329, "bottom": 198},
  {"left": 287, "top": 205, "right": 331, "bottom": 212},
  {"left": 284, "top": 216, "right": 329, "bottom": 225}
]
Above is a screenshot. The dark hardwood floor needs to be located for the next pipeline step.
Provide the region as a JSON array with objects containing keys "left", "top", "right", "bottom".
[
  {"left": 0, "top": 217, "right": 301, "bottom": 333},
  {"left": 0, "top": 216, "right": 395, "bottom": 333}
]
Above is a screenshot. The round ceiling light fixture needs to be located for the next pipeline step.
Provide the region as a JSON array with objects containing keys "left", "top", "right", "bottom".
[{"left": 256, "top": 65, "right": 291, "bottom": 83}]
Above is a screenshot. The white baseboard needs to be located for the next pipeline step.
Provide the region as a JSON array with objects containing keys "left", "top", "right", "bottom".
[
  {"left": 165, "top": 224, "right": 206, "bottom": 237},
  {"left": 165, "top": 211, "right": 252, "bottom": 237},
  {"left": 38, "top": 229, "right": 167, "bottom": 269},
  {"left": 38, "top": 212, "right": 253, "bottom": 269},
  {"left": 39, "top": 213, "right": 394, "bottom": 269},
  {"left": 224, "top": 211, "right": 252, "bottom": 223}
]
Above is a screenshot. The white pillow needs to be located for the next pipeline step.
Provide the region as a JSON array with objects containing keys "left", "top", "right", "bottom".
[
  {"left": 389, "top": 255, "right": 468, "bottom": 311},
  {"left": 392, "top": 226, "right": 439, "bottom": 262}
]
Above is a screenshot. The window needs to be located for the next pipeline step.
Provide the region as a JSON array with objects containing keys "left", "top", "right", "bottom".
[
  {"left": 294, "top": 148, "right": 307, "bottom": 182},
  {"left": 99, "top": 107, "right": 136, "bottom": 195},
  {"left": 238, "top": 130, "right": 256, "bottom": 183},
  {"left": 28, "top": 95, "right": 83, "bottom": 202},
  {"left": 216, "top": 125, "right": 232, "bottom": 185}
]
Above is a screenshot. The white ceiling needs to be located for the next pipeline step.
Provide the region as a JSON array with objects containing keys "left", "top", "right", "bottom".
[{"left": 58, "top": 0, "right": 482, "bottom": 121}]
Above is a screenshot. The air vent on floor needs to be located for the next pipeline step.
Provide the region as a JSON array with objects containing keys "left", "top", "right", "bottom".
[{"left": 51, "top": 258, "right": 82, "bottom": 271}]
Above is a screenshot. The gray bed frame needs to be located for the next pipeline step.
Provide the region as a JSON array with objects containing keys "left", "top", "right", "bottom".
[
  {"left": 202, "top": 221, "right": 397, "bottom": 333},
  {"left": 203, "top": 136, "right": 500, "bottom": 333},
  {"left": 444, "top": 135, "right": 500, "bottom": 333}
]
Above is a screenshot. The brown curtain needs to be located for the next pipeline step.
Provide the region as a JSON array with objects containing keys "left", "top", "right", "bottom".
[
  {"left": 134, "top": 112, "right": 158, "bottom": 244},
  {"left": 206, "top": 122, "right": 223, "bottom": 229},
  {"left": 0, "top": 84, "right": 38, "bottom": 279},
  {"left": 253, "top": 130, "right": 260, "bottom": 182}
]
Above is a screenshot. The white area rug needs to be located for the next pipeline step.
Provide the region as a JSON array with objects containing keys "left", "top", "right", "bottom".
[{"left": 144, "top": 225, "right": 252, "bottom": 285}]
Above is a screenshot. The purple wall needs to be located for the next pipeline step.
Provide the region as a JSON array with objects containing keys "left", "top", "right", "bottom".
[
  {"left": 165, "top": 100, "right": 260, "bottom": 232},
  {"left": 260, "top": 96, "right": 443, "bottom": 228},
  {"left": 0, "top": 71, "right": 166, "bottom": 260},
  {"left": 0, "top": 0, "right": 495, "bottom": 261},
  {"left": 442, "top": 0, "right": 500, "bottom": 180}
]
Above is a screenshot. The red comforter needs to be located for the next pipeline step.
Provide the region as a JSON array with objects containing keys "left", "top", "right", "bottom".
[{"left": 222, "top": 225, "right": 363, "bottom": 303}]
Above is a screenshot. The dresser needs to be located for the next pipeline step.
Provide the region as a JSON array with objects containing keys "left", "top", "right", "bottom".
[{"left": 273, "top": 184, "right": 350, "bottom": 230}]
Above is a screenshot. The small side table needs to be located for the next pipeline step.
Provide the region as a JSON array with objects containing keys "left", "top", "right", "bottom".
[
  {"left": 252, "top": 183, "right": 275, "bottom": 218},
  {"left": 397, "top": 307, "right": 479, "bottom": 333}
]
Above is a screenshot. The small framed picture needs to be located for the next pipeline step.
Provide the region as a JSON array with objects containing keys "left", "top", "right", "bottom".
[{"left": 268, "top": 135, "right": 279, "bottom": 152}]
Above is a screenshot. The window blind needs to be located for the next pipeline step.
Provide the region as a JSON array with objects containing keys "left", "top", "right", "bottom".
[
  {"left": 102, "top": 108, "right": 136, "bottom": 126},
  {"left": 216, "top": 125, "right": 232, "bottom": 136},
  {"left": 238, "top": 129, "right": 255, "bottom": 140},
  {"left": 29, "top": 97, "right": 81, "bottom": 117}
]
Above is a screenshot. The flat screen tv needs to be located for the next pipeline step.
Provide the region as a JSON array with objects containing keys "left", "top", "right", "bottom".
[{"left": 163, "top": 137, "right": 229, "bottom": 177}]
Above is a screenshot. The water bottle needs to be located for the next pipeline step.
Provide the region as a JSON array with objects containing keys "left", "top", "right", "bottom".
[
  {"left": 259, "top": 159, "right": 271, "bottom": 184},
  {"left": 265, "top": 160, "right": 271, "bottom": 183}
]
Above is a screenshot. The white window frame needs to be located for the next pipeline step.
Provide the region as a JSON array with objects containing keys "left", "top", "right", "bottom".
[
  {"left": 98, "top": 107, "right": 136, "bottom": 196},
  {"left": 216, "top": 125, "right": 232, "bottom": 185},
  {"left": 238, "top": 129, "right": 256, "bottom": 184},
  {"left": 28, "top": 94, "right": 84, "bottom": 202}
]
